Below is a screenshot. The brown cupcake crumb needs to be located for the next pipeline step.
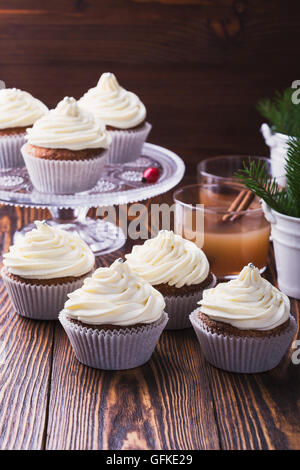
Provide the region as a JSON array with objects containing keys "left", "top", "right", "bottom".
[
  {"left": 106, "top": 121, "right": 146, "bottom": 132},
  {"left": 67, "top": 317, "right": 146, "bottom": 331},
  {"left": 197, "top": 309, "right": 290, "bottom": 338},
  {"left": 0, "top": 127, "right": 28, "bottom": 136},
  {"left": 2, "top": 266, "right": 93, "bottom": 286},
  {"left": 154, "top": 272, "right": 215, "bottom": 297},
  {"left": 24, "top": 143, "right": 105, "bottom": 161}
]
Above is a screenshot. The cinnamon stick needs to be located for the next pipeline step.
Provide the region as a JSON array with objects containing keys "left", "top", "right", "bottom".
[
  {"left": 222, "top": 189, "right": 255, "bottom": 223},
  {"left": 222, "top": 189, "right": 247, "bottom": 222}
]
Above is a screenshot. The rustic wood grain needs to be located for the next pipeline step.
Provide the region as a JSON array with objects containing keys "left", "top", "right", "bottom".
[
  {"left": 0, "top": 205, "right": 54, "bottom": 450},
  {"left": 46, "top": 302, "right": 219, "bottom": 450}
]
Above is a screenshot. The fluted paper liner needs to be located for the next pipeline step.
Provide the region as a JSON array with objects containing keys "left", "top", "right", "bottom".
[
  {"left": 21, "top": 145, "right": 108, "bottom": 194},
  {"left": 162, "top": 274, "right": 217, "bottom": 330},
  {"left": 190, "top": 309, "right": 297, "bottom": 373},
  {"left": 0, "top": 133, "right": 26, "bottom": 168},
  {"left": 59, "top": 310, "right": 168, "bottom": 370},
  {"left": 1, "top": 268, "right": 87, "bottom": 320},
  {"left": 107, "top": 122, "right": 152, "bottom": 164}
]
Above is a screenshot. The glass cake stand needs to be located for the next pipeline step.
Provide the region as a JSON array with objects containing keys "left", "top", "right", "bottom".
[{"left": 0, "top": 143, "right": 185, "bottom": 255}]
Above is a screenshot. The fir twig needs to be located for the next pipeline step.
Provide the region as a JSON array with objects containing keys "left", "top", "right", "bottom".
[
  {"left": 285, "top": 138, "right": 300, "bottom": 217},
  {"left": 236, "top": 155, "right": 299, "bottom": 218},
  {"left": 257, "top": 88, "right": 300, "bottom": 137}
]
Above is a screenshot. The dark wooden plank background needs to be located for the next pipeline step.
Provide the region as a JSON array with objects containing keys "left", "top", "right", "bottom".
[{"left": 1, "top": 0, "right": 300, "bottom": 162}]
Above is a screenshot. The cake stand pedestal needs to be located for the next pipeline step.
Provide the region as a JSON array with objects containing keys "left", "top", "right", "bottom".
[
  {"left": 0, "top": 143, "right": 185, "bottom": 255},
  {"left": 14, "top": 207, "right": 127, "bottom": 255}
]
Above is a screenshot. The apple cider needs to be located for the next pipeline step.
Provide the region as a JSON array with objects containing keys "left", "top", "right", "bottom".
[{"left": 174, "top": 183, "right": 270, "bottom": 279}]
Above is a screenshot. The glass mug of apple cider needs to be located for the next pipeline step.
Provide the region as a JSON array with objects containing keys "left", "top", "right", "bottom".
[
  {"left": 174, "top": 182, "right": 270, "bottom": 279},
  {"left": 197, "top": 155, "right": 278, "bottom": 184}
]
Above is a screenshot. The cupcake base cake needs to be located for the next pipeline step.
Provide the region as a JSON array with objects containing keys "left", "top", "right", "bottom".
[
  {"left": 106, "top": 121, "right": 152, "bottom": 164},
  {"left": 22, "top": 144, "right": 107, "bottom": 194},
  {"left": 197, "top": 311, "right": 291, "bottom": 338},
  {"left": 0, "top": 127, "right": 27, "bottom": 136},
  {"left": 157, "top": 272, "right": 216, "bottom": 330},
  {"left": 0, "top": 127, "right": 27, "bottom": 168},
  {"left": 24, "top": 143, "right": 105, "bottom": 161},
  {"left": 23, "top": 97, "right": 111, "bottom": 195},
  {"left": 125, "top": 230, "right": 215, "bottom": 330},
  {"left": 59, "top": 258, "right": 167, "bottom": 370},
  {"left": 22, "top": 144, "right": 107, "bottom": 195},
  {"left": 0, "top": 88, "right": 48, "bottom": 169},
  {"left": 59, "top": 310, "right": 168, "bottom": 370},
  {"left": 78, "top": 73, "right": 151, "bottom": 164},
  {"left": 190, "top": 309, "right": 297, "bottom": 374},
  {"left": 1, "top": 267, "right": 89, "bottom": 321},
  {"left": 190, "top": 263, "right": 297, "bottom": 373},
  {"left": 2, "top": 221, "right": 95, "bottom": 320}
]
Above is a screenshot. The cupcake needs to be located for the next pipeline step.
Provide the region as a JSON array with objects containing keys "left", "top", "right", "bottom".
[
  {"left": 1, "top": 221, "right": 95, "bottom": 320},
  {"left": 59, "top": 258, "right": 168, "bottom": 370},
  {"left": 125, "top": 230, "right": 216, "bottom": 330},
  {"left": 0, "top": 88, "right": 48, "bottom": 168},
  {"left": 190, "top": 263, "right": 297, "bottom": 373},
  {"left": 21, "top": 96, "right": 111, "bottom": 194},
  {"left": 78, "top": 73, "right": 151, "bottom": 164}
]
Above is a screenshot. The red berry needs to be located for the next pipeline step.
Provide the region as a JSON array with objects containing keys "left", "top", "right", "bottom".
[{"left": 142, "top": 167, "right": 160, "bottom": 184}]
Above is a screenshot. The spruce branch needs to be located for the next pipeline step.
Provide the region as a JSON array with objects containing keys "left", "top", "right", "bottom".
[
  {"left": 257, "top": 88, "right": 300, "bottom": 137},
  {"left": 285, "top": 138, "right": 300, "bottom": 217},
  {"left": 236, "top": 156, "right": 299, "bottom": 218}
]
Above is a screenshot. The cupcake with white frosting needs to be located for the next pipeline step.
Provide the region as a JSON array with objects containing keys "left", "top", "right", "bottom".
[
  {"left": 190, "top": 263, "right": 297, "bottom": 373},
  {"left": 59, "top": 258, "right": 168, "bottom": 370},
  {"left": 21, "top": 96, "right": 111, "bottom": 194},
  {"left": 1, "top": 221, "right": 95, "bottom": 320},
  {"left": 79, "top": 73, "right": 151, "bottom": 164},
  {"left": 125, "top": 230, "right": 216, "bottom": 330},
  {"left": 0, "top": 88, "right": 48, "bottom": 168}
]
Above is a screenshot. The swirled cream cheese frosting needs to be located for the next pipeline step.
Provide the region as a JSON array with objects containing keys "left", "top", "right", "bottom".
[
  {"left": 0, "top": 88, "right": 48, "bottom": 130},
  {"left": 63, "top": 259, "right": 165, "bottom": 326},
  {"left": 125, "top": 230, "right": 210, "bottom": 288},
  {"left": 3, "top": 221, "right": 95, "bottom": 279},
  {"left": 26, "top": 97, "right": 111, "bottom": 150},
  {"left": 199, "top": 263, "right": 290, "bottom": 331},
  {"left": 78, "top": 73, "right": 146, "bottom": 129}
]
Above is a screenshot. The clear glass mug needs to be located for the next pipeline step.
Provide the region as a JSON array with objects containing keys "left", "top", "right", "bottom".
[
  {"left": 173, "top": 182, "right": 270, "bottom": 279},
  {"left": 197, "top": 154, "right": 282, "bottom": 184}
]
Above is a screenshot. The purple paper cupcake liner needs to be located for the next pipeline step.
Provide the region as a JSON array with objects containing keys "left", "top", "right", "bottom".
[
  {"left": 0, "top": 133, "right": 26, "bottom": 168},
  {"left": 162, "top": 274, "right": 217, "bottom": 330},
  {"left": 21, "top": 145, "right": 108, "bottom": 194},
  {"left": 1, "top": 268, "right": 87, "bottom": 320},
  {"left": 107, "top": 122, "right": 152, "bottom": 164},
  {"left": 190, "top": 308, "right": 297, "bottom": 373},
  {"left": 59, "top": 310, "right": 168, "bottom": 370}
]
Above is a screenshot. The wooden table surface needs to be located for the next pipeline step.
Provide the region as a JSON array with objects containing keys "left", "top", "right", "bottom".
[{"left": 0, "top": 184, "right": 299, "bottom": 451}]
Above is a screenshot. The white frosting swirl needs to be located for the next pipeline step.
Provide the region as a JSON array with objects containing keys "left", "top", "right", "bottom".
[
  {"left": 78, "top": 73, "right": 146, "bottom": 129},
  {"left": 63, "top": 259, "right": 165, "bottom": 326},
  {"left": 26, "top": 97, "right": 111, "bottom": 150},
  {"left": 0, "top": 88, "right": 48, "bottom": 130},
  {"left": 3, "top": 221, "right": 95, "bottom": 279},
  {"left": 125, "top": 230, "right": 210, "bottom": 288},
  {"left": 199, "top": 264, "right": 290, "bottom": 331}
]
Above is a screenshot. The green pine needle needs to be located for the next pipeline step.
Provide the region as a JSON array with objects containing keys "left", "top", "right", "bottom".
[
  {"left": 236, "top": 140, "right": 300, "bottom": 218},
  {"left": 285, "top": 138, "right": 300, "bottom": 216},
  {"left": 257, "top": 88, "right": 300, "bottom": 137}
]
